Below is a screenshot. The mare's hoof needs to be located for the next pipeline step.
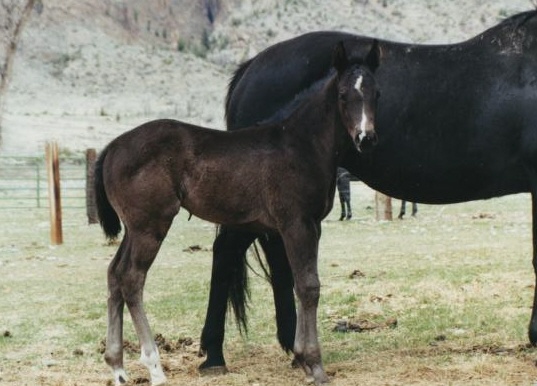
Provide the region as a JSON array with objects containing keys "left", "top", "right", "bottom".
[{"left": 199, "top": 365, "right": 228, "bottom": 377}]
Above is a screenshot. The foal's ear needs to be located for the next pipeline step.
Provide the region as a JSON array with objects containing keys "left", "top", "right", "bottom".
[
  {"left": 365, "top": 39, "right": 381, "bottom": 73},
  {"left": 333, "top": 41, "right": 349, "bottom": 75}
]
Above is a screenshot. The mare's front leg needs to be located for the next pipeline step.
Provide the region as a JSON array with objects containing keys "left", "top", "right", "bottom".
[
  {"left": 528, "top": 191, "right": 537, "bottom": 344},
  {"left": 280, "top": 220, "right": 329, "bottom": 385},
  {"left": 199, "top": 228, "right": 257, "bottom": 372}
]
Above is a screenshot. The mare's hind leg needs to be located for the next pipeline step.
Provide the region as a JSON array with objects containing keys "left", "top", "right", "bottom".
[
  {"left": 107, "top": 217, "right": 176, "bottom": 386},
  {"left": 339, "top": 198, "right": 346, "bottom": 221},
  {"left": 258, "top": 234, "right": 297, "bottom": 355},
  {"left": 411, "top": 202, "right": 418, "bottom": 217},
  {"left": 398, "top": 200, "right": 406, "bottom": 219},
  {"left": 280, "top": 220, "right": 328, "bottom": 385},
  {"left": 345, "top": 199, "right": 352, "bottom": 220}
]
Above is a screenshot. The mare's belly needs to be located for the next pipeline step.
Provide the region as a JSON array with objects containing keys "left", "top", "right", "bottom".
[{"left": 358, "top": 159, "right": 529, "bottom": 204}]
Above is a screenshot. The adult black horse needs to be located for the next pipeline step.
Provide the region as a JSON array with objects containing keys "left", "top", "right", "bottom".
[{"left": 199, "top": 9, "right": 537, "bottom": 374}]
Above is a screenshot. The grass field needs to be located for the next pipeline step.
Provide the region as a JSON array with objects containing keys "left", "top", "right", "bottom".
[{"left": 1, "top": 182, "right": 537, "bottom": 385}]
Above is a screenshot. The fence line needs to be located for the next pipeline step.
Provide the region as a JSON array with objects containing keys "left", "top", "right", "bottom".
[{"left": 0, "top": 155, "right": 87, "bottom": 210}]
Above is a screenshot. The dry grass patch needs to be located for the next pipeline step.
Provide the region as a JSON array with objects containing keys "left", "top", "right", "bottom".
[{"left": 1, "top": 184, "right": 537, "bottom": 385}]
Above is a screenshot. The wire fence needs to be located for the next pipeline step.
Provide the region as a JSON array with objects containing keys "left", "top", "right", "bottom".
[{"left": 0, "top": 155, "right": 87, "bottom": 210}]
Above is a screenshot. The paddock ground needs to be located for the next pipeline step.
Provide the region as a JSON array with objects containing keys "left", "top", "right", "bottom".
[{"left": 1, "top": 182, "right": 537, "bottom": 385}]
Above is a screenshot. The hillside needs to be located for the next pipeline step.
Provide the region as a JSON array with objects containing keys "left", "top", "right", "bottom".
[{"left": 1, "top": 0, "right": 532, "bottom": 154}]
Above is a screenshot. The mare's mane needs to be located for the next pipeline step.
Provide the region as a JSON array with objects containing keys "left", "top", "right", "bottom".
[
  {"left": 225, "top": 57, "right": 253, "bottom": 124},
  {"left": 225, "top": 60, "right": 336, "bottom": 127},
  {"left": 501, "top": 9, "right": 537, "bottom": 29},
  {"left": 258, "top": 70, "right": 335, "bottom": 125}
]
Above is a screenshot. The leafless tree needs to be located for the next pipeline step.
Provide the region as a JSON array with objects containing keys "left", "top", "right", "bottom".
[{"left": 0, "top": 0, "right": 39, "bottom": 143}]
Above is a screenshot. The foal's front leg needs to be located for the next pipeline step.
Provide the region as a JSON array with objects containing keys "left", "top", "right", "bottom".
[{"left": 281, "top": 220, "right": 329, "bottom": 385}]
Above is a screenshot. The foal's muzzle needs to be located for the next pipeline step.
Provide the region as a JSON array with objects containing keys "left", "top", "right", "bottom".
[{"left": 357, "top": 131, "right": 378, "bottom": 152}]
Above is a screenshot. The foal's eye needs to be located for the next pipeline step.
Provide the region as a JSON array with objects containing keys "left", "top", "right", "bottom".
[{"left": 376, "top": 90, "right": 381, "bottom": 99}]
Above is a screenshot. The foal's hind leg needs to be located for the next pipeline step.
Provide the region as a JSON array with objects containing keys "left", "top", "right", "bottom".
[
  {"left": 105, "top": 237, "right": 129, "bottom": 385},
  {"left": 106, "top": 218, "right": 176, "bottom": 386}
]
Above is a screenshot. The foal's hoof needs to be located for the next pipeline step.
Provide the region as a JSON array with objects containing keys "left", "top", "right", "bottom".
[
  {"left": 199, "top": 365, "right": 228, "bottom": 377},
  {"left": 305, "top": 374, "right": 330, "bottom": 385}
]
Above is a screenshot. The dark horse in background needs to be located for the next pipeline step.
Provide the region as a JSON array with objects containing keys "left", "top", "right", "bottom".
[
  {"left": 199, "top": 9, "right": 537, "bottom": 375},
  {"left": 94, "top": 42, "right": 379, "bottom": 386}
]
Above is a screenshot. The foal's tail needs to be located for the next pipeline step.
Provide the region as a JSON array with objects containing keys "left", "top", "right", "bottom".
[{"left": 94, "top": 147, "right": 121, "bottom": 239}]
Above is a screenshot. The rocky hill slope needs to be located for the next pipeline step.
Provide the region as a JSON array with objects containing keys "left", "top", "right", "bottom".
[{"left": 1, "top": 0, "right": 532, "bottom": 154}]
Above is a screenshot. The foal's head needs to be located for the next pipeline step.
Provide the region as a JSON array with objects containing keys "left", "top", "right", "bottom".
[{"left": 333, "top": 40, "right": 380, "bottom": 152}]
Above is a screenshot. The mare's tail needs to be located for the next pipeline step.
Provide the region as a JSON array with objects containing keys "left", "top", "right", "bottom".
[
  {"left": 229, "top": 249, "right": 250, "bottom": 334},
  {"left": 229, "top": 237, "right": 270, "bottom": 334},
  {"left": 94, "top": 147, "right": 121, "bottom": 239},
  {"left": 214, "top": 228, "right": 270, "bottom": 334}
]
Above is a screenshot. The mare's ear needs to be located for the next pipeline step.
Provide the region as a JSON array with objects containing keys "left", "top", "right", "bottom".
[
  {"left": 365, "top": 39, "right": 380, "bottom": 73},
  {"left": 333, "top": 41, "right": 349, "bottom": 75}
]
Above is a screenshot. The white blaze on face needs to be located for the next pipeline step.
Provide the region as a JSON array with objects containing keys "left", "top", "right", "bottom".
[
  {"left": 354, "top": 75, "right": 367, "bottom": 141},
  {"left": 354, "top": 75, "right": 363, "bottom": 92}
]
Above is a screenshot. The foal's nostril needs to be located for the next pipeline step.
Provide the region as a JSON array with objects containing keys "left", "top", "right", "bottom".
[
  {"left": 369, "top": 131, "right": 378, "bottom": 145},
  {"left": 358, "top": 131, "right": 378, "bottom": 152}
]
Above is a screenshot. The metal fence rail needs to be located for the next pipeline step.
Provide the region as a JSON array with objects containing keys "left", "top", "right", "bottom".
[{"left": 0, "top": 155, "right": 86, "bottom": 210}]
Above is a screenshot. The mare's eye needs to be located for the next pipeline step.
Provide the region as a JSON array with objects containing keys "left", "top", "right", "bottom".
[{"left": 376, "top": 90, "right": 381, "bottom": 99}]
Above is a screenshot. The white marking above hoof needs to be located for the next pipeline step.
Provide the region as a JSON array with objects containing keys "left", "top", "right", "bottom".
[{"left": 113, "top": 368, "right": 128, "bottom": 385}]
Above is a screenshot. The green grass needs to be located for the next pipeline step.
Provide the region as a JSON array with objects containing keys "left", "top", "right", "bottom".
[{"left": 0, "top": 185, "right": 536, "bottom": 384}]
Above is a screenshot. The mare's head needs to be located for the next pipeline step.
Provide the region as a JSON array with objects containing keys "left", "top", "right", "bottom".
[{"left": 333, "top": 40, "right": 380, "bottom": 152}]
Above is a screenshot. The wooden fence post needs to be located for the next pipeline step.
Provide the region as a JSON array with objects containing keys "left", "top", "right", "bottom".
[
  {"left": 45, "top": 141, "right": 63, "bottom": 245},
  {"left": 85, "top": 148, "right": 98, "bottom": 224},
  {"left": 375, "top": 191, "right": 393, "bottom": 221}
]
